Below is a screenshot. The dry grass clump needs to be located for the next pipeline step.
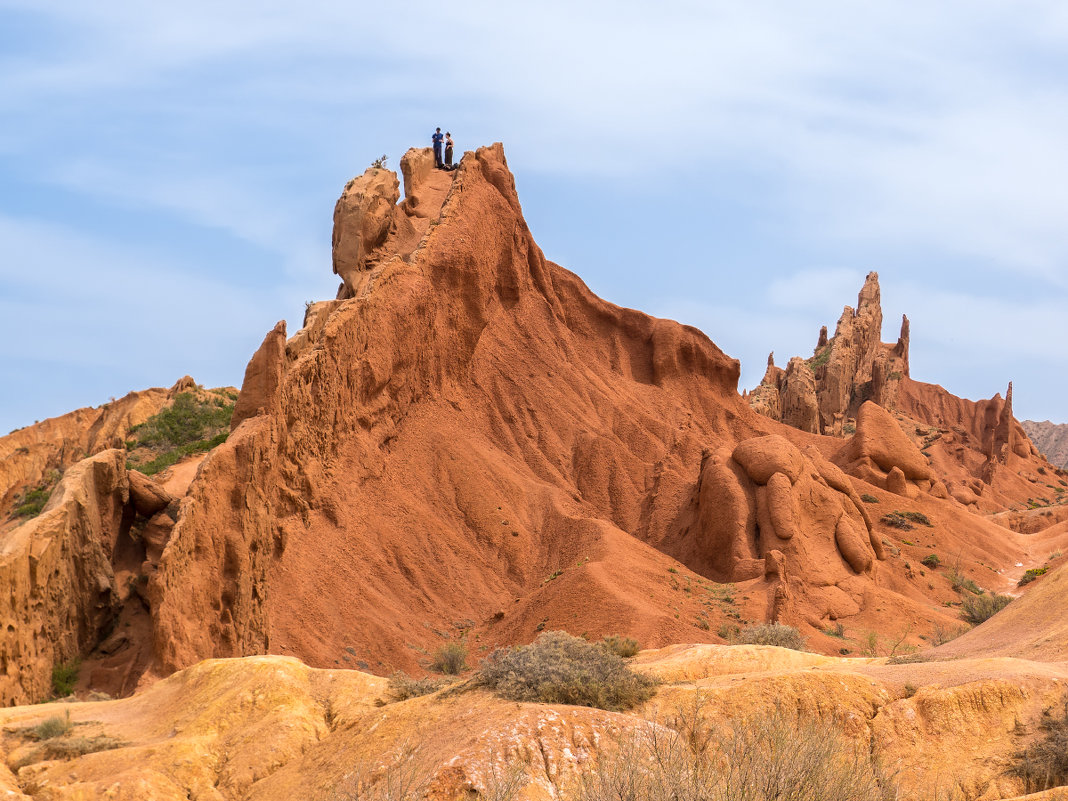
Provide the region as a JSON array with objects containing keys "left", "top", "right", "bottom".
[
  {"left": 385, "top": 672, "right": 446, "bottom": 702},
  {"left": 30, "top": 713, "right": 72, "bottom": 740},
  {"left": 959, "top": 592, "right": 1012, "bottom": 625},
  {"left": 575, "top": 699, "right": 893, "bottom": 801},
  {"left": 734, "top": 623, "right": 806, "bottom": 651},
  {"left": 429, "top": 640, "right": 467, "bottom": 675},
  {"left": 600, "top": 635, "right": 640, "bottom": 658},
  {"left": 477, "top": 631, "right": 657, "bottom": 711}
]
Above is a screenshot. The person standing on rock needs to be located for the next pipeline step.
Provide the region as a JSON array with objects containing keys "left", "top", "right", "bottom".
[
  {"left": 432, "top": 127, "right": 444, "bottom": 168},
  {"left": 444, "top": 132, "right": 455, "bottom": 169}
]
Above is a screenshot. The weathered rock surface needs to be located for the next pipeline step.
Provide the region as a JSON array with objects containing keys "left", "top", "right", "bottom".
[
  {"left": 1021, "top": 419, "right": 1068, "bottom": 470},
  {"left": 0, "top": 450, "right": 129, "bottom": 705},
  {"left": 748, "top": 273, "right": 910, "bottom": 434}
]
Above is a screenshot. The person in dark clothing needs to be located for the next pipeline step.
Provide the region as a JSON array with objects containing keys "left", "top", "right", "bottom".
[
  {"left": 444, "top": 132, "right": 454, "bottom": 168},
  {"left": 432, "top": 128, "right": 444, "bottom": 168}
]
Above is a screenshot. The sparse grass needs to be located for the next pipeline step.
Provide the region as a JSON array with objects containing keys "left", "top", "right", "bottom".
[
  {"left": 429, "top": 640, "right": 467, "bottom": 675},
  {"left": 1019, "top": 567, "right": 1048, "bottom": 587},
  {"left": 38, "top": 735, "right": 125, "bottom": 760},
  {"left": 809, "top": 345, "right": 832, "bottom": 369},
  {"left": 860, "top": 493, "right": 879, "bottom": 503},
  {"left": 960, "top": 592, "right": 1012, "bottom": 625},
  {"left": 125, "top": 392, "right": 233, "bottom": 476},
  {"left": 921, "top": 554, "right": 941, "bottom": 569},
  {"left": 51, "top": 658, "right": 80, "bottom": 698},
  {"left": 825, "top": 622, "right": 847, "bottom": 638},
  {"left": 599, "top": 635, "right": 640, "bottom": 658},
  {"left": 888, "top": 654, "right": 929, "bottom": 665},
  {"left": 477, "top": 630, "right": 657, "bottom": 711},
  {"left": 734, "top": 623, "right": 806, "bottom": 651}
]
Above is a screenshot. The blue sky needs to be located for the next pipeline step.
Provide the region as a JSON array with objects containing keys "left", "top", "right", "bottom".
[{"left": 2, "top": 1, "right": 1067, "bottom": 434}]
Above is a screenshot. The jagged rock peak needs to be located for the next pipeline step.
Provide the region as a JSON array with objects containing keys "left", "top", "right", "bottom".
[{"left": 748, "top": 271, "right": 908, "bottom": 435}]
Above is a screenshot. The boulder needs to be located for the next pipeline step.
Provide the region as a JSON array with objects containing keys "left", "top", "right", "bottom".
[
  {"left": 332, "top": 166, "right": 401, "bottom": 297},
  {"left": 835, "top": 401, "right": 931, "bottom": 481},
  {"left": 732, "top": 435, "right": 803, "bottom": 485},
  {"left": 128, "top": 470, "right": 174, "bottom": 517}
]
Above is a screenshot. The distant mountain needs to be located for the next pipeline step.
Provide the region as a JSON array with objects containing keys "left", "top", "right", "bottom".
[{"left": 1022, "top": 419, "right": 1068, "bottom": 469}]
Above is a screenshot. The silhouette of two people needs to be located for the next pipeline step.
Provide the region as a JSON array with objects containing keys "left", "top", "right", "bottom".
[{"left": 432, "top": 128, "right": 456, "bottom": 170}]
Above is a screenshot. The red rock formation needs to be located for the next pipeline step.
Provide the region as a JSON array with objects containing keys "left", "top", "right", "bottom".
[
  {"left": 749, "top": 273, "right": 908, "bottom": 434},
  {"left": 0, "top": 451, "right": 129, "bottom": 705}
]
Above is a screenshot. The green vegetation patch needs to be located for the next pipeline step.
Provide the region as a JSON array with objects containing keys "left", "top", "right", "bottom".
[
  {"left": 477, "top": 630, "right": 657, "bottom": 711},
  {"left": 1018, "top": 567, "right": 1048, "bottom": 587},
  {"left": 51, "top": 658, "right": 80, "bottom": 698},
  {"left": 960, "top": 592, "right": 1012, "bottom": 625},
  {"left": 126, "top": 392, "right": 234, "bottom": 476},
  {"left": 12, "top": 470, "right": 62, "bottom": 519},
  {"left": 921, "top": 554, "right": 941, "bottom": 569}
]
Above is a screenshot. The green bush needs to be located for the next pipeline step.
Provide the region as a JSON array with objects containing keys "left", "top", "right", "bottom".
[
  {"left": 860, "top": 494, "right": 879, "bottom": 503},
  {"left": 599, "top": 635, "right": 640, "bottom": 658},
  {"left": 429, "top": 640, "right": 467, "bottom": 675},
  {"left": 960, "top": 592, "right": 1012, "bottom": 625},
  {"left": 477, "top": 631, "right": 657, "bottom": 711},
  {"left": 12, "top": 470, "right": 62, "bottom": 519},
  {"left": 51, "top": 658, "right": 80, "bottom": 698},
  {"left": 734, "top": 623, "right": 806, "bottom": 651},
  {"left": 1019, "top": 567, "right": 1048, "bottom": 587},
  {"left": 921, "top": 554, "right": 941, "bottom": 569}
]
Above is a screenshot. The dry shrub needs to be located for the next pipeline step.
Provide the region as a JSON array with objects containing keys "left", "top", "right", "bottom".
[
  {"left": 959, "top": 592, "right": 1012, "bottom": 625},
  {"left": 600, "top": 635, "right": 640, "bottom": 658},
  {"left": 430, "top": 640, "right": 467, "bottom": 675},
  {"left": 386, "top": 672, "right": 445, "bottom": 702},
  {"left": 477, "top": 631, "right": 657, "bottom": 711},
  {"left": 574, "top": 697, "right": 893, "bottom": 801},
  {"left": 1014, "top": 696, "right": 1068, "bottom": 793},
  {"left": 31, "top": 713, "right": 72, "bottom": 741},
  {"left": 329, "top": 742, "right": 431, "bottom": 801},
  {"left": 735, "top": 623, "right": 806, "bottom": 651}
]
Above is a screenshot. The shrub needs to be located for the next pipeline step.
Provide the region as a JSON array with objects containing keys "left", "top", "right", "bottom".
[
  {"left": 429, "top": 640, "right": 467, "bottom": 675},
  {"left": 477, "top": 630, "right": 657, "bottom": 711},
  {"left": 12, "top": 470, "right": 62, "bottom": 519},
  {"left": 600, "top": 635, "right": 640, "bottom": 658},
  {"left": 735, "top": 623, "right": 806, "bottom": 651},
  {"left": 960, "top": 592, "right": 1012, "bottom": 625},
  {"left": 882, "top": 512, "right": 913, "bottom": 530},
  {"left": 574, "top": 705, "right": 891, "bottom": 801},
  {"left": 921, "top": 554, "right": 941, "bottom": 569},
  {"left": 1019, "top": 567, "right": 1048, "bottom": 587},
  {"left": 860, "top": 493, "right": 879, "bottom": 503},
  {"left": 1014, "top": 697, "right": 1068, "bottom": 793},
  {"left": 947, "top": 568, "right": 982, "bottom": 595},
  {"left": 32, "top": 713, "right": 71, "bottom": 741},
  {"left": 901, "top": 511, "right": 933, "bottom": 526},
  {"left": 51, "top": 658, "right": 80, "bottom": 698},
  {"left": 385, "top": 672, "right": 445, "bottom": 702},
  {"left": 40, "top": 735, "right": 124, "bottom": 760}
]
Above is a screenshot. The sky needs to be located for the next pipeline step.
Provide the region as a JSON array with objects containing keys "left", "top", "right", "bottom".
[{"left": 2, "top": 1, "right": 1067, "bottom": 435}]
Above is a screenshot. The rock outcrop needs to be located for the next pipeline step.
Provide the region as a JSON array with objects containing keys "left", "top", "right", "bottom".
[
  {"left": 748, "top": 272, "right": 909, "bottom": 434},
  {"left": 0, "top": 450, "right": 129, "bottom": 705},
  {"left": 1021, "top": 419, "right": 1068, "bottom": 469},
  {"left": 673, "top": 434, "right": 883, "bottom": 625}
]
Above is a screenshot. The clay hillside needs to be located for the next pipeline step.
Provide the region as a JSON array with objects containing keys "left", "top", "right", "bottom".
[
  {"left": 2, "top": 143, "right": 1068, "bottom": 801},
  {"left": 1022, "top": 420, "right": 1068, "bottom": 470}
]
